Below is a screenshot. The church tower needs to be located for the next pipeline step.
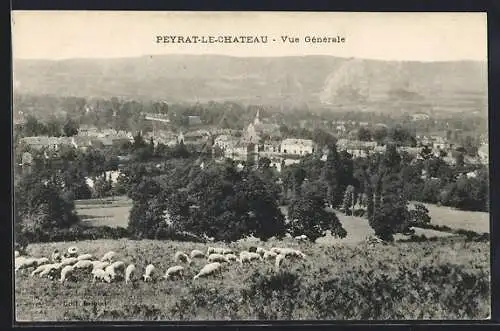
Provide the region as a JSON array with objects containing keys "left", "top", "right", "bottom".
[{"left": 254, "top": 109, "right": 261, "bottom": 126}]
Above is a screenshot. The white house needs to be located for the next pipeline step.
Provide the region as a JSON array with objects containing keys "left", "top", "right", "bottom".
[
  {"left": 478, "top": 144, "right": 489, "bottom": 164},
  {"left": 214, "top": 135, "right": 238, "bottom": 150},
  {"left": 280, "top": 138, "right": 314, "bottom": 156}
]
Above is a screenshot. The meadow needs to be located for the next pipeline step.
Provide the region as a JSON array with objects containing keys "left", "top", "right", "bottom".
[
  {"left": 75, "top": 197, "right": 490, "bottom": 236},
  {"left": 15, "top": 197, "right": 490, "bottom": 321},
  {"left": 409, "top": 202, "right": 490, "bottom": 234},
  {"left": 75, "top": 196, "right": 131, "bottom": 228},
  {"left": 15, "top": 236, "right": 490, "bottom": 321}
]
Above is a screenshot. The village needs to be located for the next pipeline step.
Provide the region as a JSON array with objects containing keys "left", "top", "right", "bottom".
[{"left": 17, "top": 108, "right": 489, "bottom": 183}]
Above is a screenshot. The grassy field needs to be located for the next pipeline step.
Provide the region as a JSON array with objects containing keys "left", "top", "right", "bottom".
[
  {"left": 15, "top": 237, "right": 490, "bottom": 321},
  {"left": 75, "top": 196, "right": 131, "bottom": 228},
  {"left": 75, "top": 198, "right": 489, "bottom": 236},
  {"left": 410, "top": 202, "right": 490, "bottom": 234}
]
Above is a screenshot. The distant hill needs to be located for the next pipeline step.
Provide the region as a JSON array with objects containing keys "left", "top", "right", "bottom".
[{"left": 12, "top": 55, "right": 488, "bottom": 114}]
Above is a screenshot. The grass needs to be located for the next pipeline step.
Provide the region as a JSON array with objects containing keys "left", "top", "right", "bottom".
[
  {"left": 410, "top": 202, "right": 489, "bottom": 234},
  {"left": 15, "top": 237, "right": 490, "bottom": 321},
  {"left": 75, "top": 196, "right": 131, "bottom": 228},
  {"left": 73, "top": 198, "right": 488, "bottom": 238}
]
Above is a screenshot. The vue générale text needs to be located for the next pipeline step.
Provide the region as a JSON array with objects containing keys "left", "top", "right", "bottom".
[{"left": 155, "top": 35, "right": 346, "bottom": 44}]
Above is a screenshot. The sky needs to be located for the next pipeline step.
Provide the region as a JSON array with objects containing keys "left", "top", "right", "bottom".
[{"left": 11, "top": 11, "right": 487, "bottom": 62}]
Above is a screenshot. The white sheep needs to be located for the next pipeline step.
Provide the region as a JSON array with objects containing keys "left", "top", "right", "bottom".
[
  {"left": 256, "top": 247, "right": 266, "bottom": 256},
  {"left": 104, "top": 262, "right": 125, "bottom": 281},
  {"left": 38, "top": 263, "right": 63, "bottom": 279},
  {"left": 77, "top": 253, "right": 93, "bottom": 261},
  {"left": 92, "top": 268, "right": 112, "bottom": 283},
  {"left": 35, "top": 257, "right": 50, "bottom": 266},
  {"left": 100, "top": 251, "right": 117, "bottom": 262},
  {"left": 190, "top": 249, "right": 206, "bottom": 259},
  {"left": 51, "top": 250, "right": 62, "bottom": 263},
  {"left": 142, "top": 264, "right": 155, "bottom": 282},
  {"left": 31, "top": 263, "right": 55, "bottom": 277},
  {"left": 225, "top": 254, "right": 238, "bottom": 262},
  {"left": 263, "top": 250, "right": 278, "bottom": 260},
  {"left": 91, "top": 260, "right": 110, "bottom": 270},
  {"left": 280, "top": 248, "right": 306, "bottom": 259},
  {"left": 207, "top": 253, "right": 230, "bottom": 263},
  {"left": 174, "top": 251, "right": 192, "bottom": 265},
  {"left": 15, "top": 257, "right": 37, "bottom": 272},
  {"left": 162, "top": 266, "right": 185, "bottom": 280},
  {"left": 275, "top": 254, "right": 285, "bottom": 271},
  {"left": 59, "top": 265, "right": 74, "bottom": 283},
  {"left": 125, "top": 264, "right": 136, "bottom": 284},
  {"left": 222, "top": 248, "right": 234, "bottom": 255},
  {"left": 60, "top": 257, "right": 79, "bottom": 267},
  {"left": 207, "top": 247, "right": 225, "bottom": 255},
  {"left": 193, "top": 262, "right": 222, "bottom": 280},
  {"left": 72, "top": 260, "right": 94, "bottom": 270},
  {"left": 239, "top": 251, "right": 262, "bottom": 264}
]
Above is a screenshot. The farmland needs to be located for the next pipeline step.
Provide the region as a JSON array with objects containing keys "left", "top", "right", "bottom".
[{"left": 15, "top": 237, "right": 490, "bottom": 321}]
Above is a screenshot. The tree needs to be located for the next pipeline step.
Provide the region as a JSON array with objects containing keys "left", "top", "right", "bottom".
[
  {"left": 63, "top": 117, "right": 79, "bottom": 137},
  {"left": 407, "top": 203, "right": 431, "bottom": 227},
  {"left": 365, "top": 145, "right": 410, "bottom": 241},
  {"left": 177, "top": 163, "right": 286, "bottom": 242},
  {"left": 93, "top": 175, "right": 114, "bottom": 199},
  {"left": 357, "top": 127, "right": 372, "bottom": 141},
  {"left": 170, "top": 141, "right": 190, "bottom": 159},
  {"left": 61, "top": 165, "right": 92, "bottom": 200},
  {"left": 342, "top": 185, "right": 356, "bottom": 215},
  {"left": 288, "top": 180, "right": 347, "bottom": 242},
  {"left": 46, "top": 117, "right": 62, "bottom": 137},
  {"left": 419, "top": 145, "right": 433, "bottom": 160},
  {"left": 372, "top": 126, "right": 388, "bottom": 145},
  {"left": 321, "top": 145, "right": 343, "bottom": 208},
  {"left": 312, "top": 128, "right": 336, "bottom": 150},
  {"left": 15, "top": 170, "right": 79, "bottom": 240},
  {"left": 292, "top": 165, "right": 307, "bottom": 198},
  {"left": 371, "top": 173, "right": 409, "bottom": 241}
]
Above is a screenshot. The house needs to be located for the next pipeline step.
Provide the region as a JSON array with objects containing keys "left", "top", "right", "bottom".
[
  {"left": 280, "top": 138, "right": 314, "bottom": 156},
  {"left": 224, "top": 142, "right": 254, "bottom": 162},
  {"left": 214, "top": 135, "right": 238, "bottom": 150},
  {"left": 336, "top": 139, "right": 377, "bottom": 158},
  {"left": 478, "top": 144, "right": 489, "bottom": 164},
  {"left": 373, "top": 145, "right": 387, "bottom": 154},
  {"left": 398, "top": 146, "right": 422, "bottom": 158},
  {"left": 188, "top": 115, "right": 202, "bottom": 126},
  {"left": 259, "top": 140, "right": 282, "bottom": 156},
  {"left": 411, "top": 113, "right": 430, "bottom": 121},
  {"left": 20, "top": 136, "right": 73, "bottom": 151},
  {"left": 71, "top": 136, "right": 94, "bottom": 151}
]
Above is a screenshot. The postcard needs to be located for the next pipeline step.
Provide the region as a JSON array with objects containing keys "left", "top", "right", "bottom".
[{"left": 12, "top": 11, "right": 490, "bottom": 322}]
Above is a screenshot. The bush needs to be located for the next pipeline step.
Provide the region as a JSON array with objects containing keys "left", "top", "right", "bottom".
[
  {"left": 19, "top": 225, "right": 130, "bottom": 243},
  {"left": 154, "top": 223, "right": 207, "bottom": 243},
  {"left": 408, "top": 203, "right": 432, "bottom": 227},
  {"left": 241, "top": 270, "right": 303, "bottom": 320}
]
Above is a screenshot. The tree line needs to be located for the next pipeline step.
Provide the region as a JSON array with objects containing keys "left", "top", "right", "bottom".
[{"left": 14, "top": 120, "right": 488, "bottom": 248}]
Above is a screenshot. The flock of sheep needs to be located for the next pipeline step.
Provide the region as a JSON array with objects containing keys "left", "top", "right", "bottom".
[{"left": 14, "top": 245, "right": 307, "bottom": 284}]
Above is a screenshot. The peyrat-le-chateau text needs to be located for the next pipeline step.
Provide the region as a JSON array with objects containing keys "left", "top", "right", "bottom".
[{"left": 155, "top": 35, "right": 346, "bottom": 44}]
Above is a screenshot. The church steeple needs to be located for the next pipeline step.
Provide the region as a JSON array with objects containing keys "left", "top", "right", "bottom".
[{"left": 254, "top": 109, "right": 261, "bottom": 126}]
